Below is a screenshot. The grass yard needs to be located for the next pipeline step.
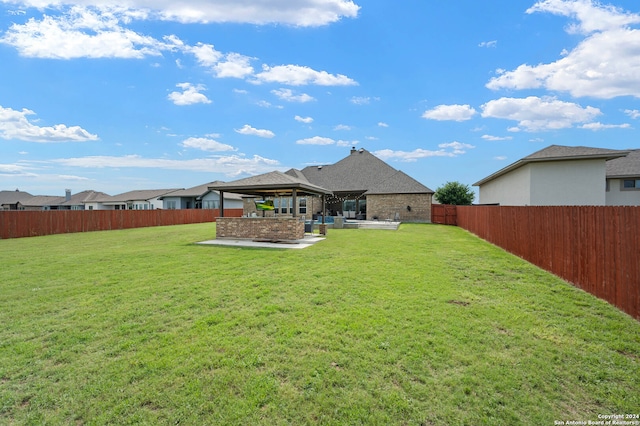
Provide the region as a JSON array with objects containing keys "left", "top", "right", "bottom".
[{"left": 0, "top": 223, "right": 638, "bottom": 425}]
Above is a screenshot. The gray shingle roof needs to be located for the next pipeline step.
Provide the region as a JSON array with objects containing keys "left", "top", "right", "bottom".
[
  {"left": 0, "top": 190, "right": 33, "bottom": 205},
  {"left": 300, "top": 148, "right": 433, "bottom": 194},
  {"left": 474, "top": 144, "right": 630, "bottom": 186},
  {"left": 525, "top": 145, "right": 629, "bottom": 160},
  {"left": 366, "top": 170, "right": 434, "bottom": 194},
  {"left": 208, "top": 171, "right": 332, "bottom": 196},
  {"left": 60, "top": 190, "right": 111, "bottom": 206},
  {"left": 18, "top": 195, "right": 65, "bottom": 207},
  {"left": 606, "top": 149, "right": 640, "bottom": 178},
  {"left": 159, "top": 181, "right": 244, "bottom": 200},
  {"left": 100, "top": 189, "right": 182, "bottom": 203}
]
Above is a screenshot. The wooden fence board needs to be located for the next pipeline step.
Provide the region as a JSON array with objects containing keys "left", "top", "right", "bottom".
[
  {"left": 0, "top": 209, "right": 243, "bottom": 240},
  {"left": 457, "top": 205, "right": 640, "bottom": 320}
]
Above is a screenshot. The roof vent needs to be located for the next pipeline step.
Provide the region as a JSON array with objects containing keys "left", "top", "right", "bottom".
[
  {"left": 317, "top": 166, "right": 323, "bottom": 170},
  {"left": 359, "top": 148, "right": 364, "bottom": 153}
]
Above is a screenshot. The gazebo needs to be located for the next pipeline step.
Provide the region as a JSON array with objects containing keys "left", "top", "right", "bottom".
[{"left": 208, "top": 171, "right": 333, "bottom": 241}]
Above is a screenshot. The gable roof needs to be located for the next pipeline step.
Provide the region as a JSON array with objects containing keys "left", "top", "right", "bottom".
[
  {"left": 60, "top": 190, "right": 111, "bottom": 206},
  {"left": 158, "top": 181, "right": 244, "bottom": 200},
  {"left": 366, "top": 170, "right": 435, "bottom": 195},
  {"left": 606, "top": 149, "right": 640, "bottom": 178},
  {"left": 474, "top": 145, "right": 630, "bottom": 186},
  {"left": 18, "top": 195, "right": 65, "bottom": 207},
  {"left": 0, "top": 190, "right": 33, "bottom": 206},
  {"left": 99, "top": 189, "right": 182, "bottom": 204},
  {"left": 208, "top": 171, "right": 332, "bottom": 197},
  {"left": 300, "top": 148, "right": 433, "bottom": 194}
]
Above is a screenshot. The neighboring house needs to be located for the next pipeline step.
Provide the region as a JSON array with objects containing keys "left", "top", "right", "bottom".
[
  {"left": 474, "top": 145, "right": 630, "bottom": 206},
  {"left": 158, "top": 181, "right": 244, "bottom": 210},
  {"left": 296, "top": 147, "right": 434, "bottom": 222},
  {"left": 0, "top": 190, "right": 33, "bottom": 210},
  {"left": 606, "top": 149, "right": 640, "bottom": 206},
  {"left": 17, "top": 195, "right": 65, "bottom": 211},
  {"left": 95, "top": 189, "right": 181, "bottom": 210},
  {"left": 58, "top": 189, "right": 112, "bottom": 210}
]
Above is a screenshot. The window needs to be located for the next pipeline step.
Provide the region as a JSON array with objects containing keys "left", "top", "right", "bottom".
[
  {"left": 203, "top": 200, "right": 218, "bottom": 209},
  {"left": 167, "top": 201, "right": 177, "bottom": 209},
  {"left": 299, "top": 197, "right": 307, "bottom": 214},
  {"left": 622, "top": 179, "right": 640, "bottom": 190}
]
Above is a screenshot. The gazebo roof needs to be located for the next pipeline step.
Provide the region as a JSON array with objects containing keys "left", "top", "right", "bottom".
[{"left": 208, "top": 171, "right": 333, "bottom": 197}]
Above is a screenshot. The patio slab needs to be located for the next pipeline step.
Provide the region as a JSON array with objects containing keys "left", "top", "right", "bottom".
[{"left": 196, "top": 234, "right": 326, "bottom": 249}]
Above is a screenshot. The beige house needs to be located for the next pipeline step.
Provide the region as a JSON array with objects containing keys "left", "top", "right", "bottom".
[{"left": 474, "top": 145, "right": 631, "bottom": 206}]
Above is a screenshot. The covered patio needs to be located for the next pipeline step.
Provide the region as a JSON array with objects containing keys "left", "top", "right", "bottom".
[{"left": 209, "top": 171, "right": 333, "bottom": 241}]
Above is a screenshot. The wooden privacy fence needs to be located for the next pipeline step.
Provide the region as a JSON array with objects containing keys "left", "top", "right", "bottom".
[
  {"left": 0, "top": 209, "right": 244, "bottom": 240},
  {"left": 431, "top": 204, "right": 457, "bottom": 225},
  {"left": 456, "top": 205, "right": 640, "bottom": 320}
]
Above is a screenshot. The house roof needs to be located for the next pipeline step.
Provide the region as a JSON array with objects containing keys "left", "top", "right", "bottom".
[
  {"left": 99, "top": 189, "right": 182, "bottom": 204},
  {"left": 18, "top": 195, "right": 65, "bottom": 207},
  {"left": 208, "top": 171, "right": 333, "bottom": 197},
  {"left": 606, "top": 149, "right": 640, "bottom": 178},
  {"left": 474, "top": 145, "right": 630, "bottom": 186},
  {"left": 0, "top": 190, "right": 33, "bottom": 206},
  {"left": 366, "top": 170, "right": 435, "bottom": 195},
  {"left": 59, "top": 190, "right": 111, "bottom": 206},
  {"left": 300, "top": 148, "right": 433, "bottom": 194},
  {"left": 158, "top": 181, "right": 244, "bottom": 200}
]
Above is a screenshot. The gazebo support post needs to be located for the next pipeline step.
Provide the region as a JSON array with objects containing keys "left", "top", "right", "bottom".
[
  {"left": 292, "top": 189, "right": 297, "bottom": 218},
  {"left": 219, "top": 190, "right": 225, "bottom": 217}
]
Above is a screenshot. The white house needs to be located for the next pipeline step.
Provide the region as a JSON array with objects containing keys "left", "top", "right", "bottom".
[
  {"left": 95, "top": 189, "right": 181, "bottom": 210},
  {"left": 474, "top": 145, "right": 630, "bottom": 206},
  {"left": 158, "top": 182, "right": 244, "bottom": 210},
  {"left": 606, "top": 149, "right": 640, "bottom": 206}
]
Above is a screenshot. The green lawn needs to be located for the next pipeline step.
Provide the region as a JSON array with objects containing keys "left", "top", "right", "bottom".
[{"left": 1, "top": 223, "right": 638, "bottom": 425}]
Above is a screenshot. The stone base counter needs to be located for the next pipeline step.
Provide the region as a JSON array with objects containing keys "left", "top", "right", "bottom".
[{"left": 216, "top": 217, "right": 305, "bottom": 241}]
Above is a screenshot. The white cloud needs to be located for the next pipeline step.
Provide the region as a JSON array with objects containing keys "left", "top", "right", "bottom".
[
  {"left": 579, "top": 122, "right": 631, "bottom": 131},
  {"left": 526, "top": 0, "right": 640, "bottom": 34},
  {"left": 334, "top": 124, "right": 351, "bottom": 131},
  {"left": 0, "top": 105, "right": 98, "bottom": 142},
  {"left": 478, "top": 40, "right": 497, "bottom": 48},
  {"left": 481, "top": 135, "right": 513, "bottom": 141},
  {"left": 180, "top": 137, "right": 236, "bottom": 152},
  {"left": 422, "top": 104, "right": 477, "bottom": 121},
  {"left": 296, "top": 136, "right": 335, "bottom": 145},
  {"left": 350, "top": 96, "right": 378, "bottom": 105},
  {"left": 49, "top": 153, "right": 280, "bottom": 176},
  {"left": 271, "top": 88, "right": 315, "bottom": 103},
  {"left": 255, "top": 64, "right": 357, "bottom": 86},
  {"left": 234, "top": 124, "right": 275, "bottom": 138},
  {"left": 377, "top": 122, "right": 389, "bottom": 127},
  {"left": 624, "top": 109, "right": 640, "bottom": 119},
  {"left": 374, "top": 142, "right": 475, "bottom": 162},
  {"left": 167, "top": 82, "right": 212, "bottom": 106},
  {"left": 212, "top": 53, "right": 254, "bottom": 78},
  {"left": 481, "top": 96, "right": 601, "bottom": 131},
  {"left": 2, "top": 0, "right": 360, "bottom": 26},
  {"left": 295, "top": 115, "right": 314, "bottom": 123},
  {"left": 0, "top": 6, "right": 179, "bottom": 59},
  {"left": 494, "top": 156, "right": 508, "bottom": 161},
  {"left": 487, "top": 1, "right": 640, "bottom": 98}
]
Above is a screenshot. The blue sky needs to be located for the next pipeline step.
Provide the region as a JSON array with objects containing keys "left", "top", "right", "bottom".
[{"left": 1, "top": 0, "right": 640, "bottom": 198}]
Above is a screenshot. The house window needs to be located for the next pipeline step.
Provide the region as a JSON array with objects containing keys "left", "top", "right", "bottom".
[
  {"left": 299, "top": 197, "right": 307, "bottom": 214},
  {"left": 167, "top": 201, "right": 177, "bottom": 209},
  {"left": 203, "top": 200, "right": 218, "bottom": 209},
  {"left": 622, "top": 179, "right": 640, "bottom": 190}
]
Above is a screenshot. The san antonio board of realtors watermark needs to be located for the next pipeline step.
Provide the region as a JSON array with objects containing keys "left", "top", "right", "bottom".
[{"left": 554, "top": 414, "right": 639, "bottom": 425}]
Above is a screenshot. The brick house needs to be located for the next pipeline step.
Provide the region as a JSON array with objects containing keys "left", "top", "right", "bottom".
[{"left": 217, "top": 147, "right": 434, "bottom": 223}]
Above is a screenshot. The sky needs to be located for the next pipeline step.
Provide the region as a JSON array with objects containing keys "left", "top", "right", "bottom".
[{"left": 2, "top": 0, "right": 640, "bottom": 198}]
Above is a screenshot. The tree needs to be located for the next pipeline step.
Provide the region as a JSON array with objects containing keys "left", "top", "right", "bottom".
[{"left": 434, "top": 181, "right": 475, "bottom": 205}]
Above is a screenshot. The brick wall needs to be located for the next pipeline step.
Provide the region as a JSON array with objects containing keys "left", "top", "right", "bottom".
[
  {"left": 216, "top": 217, "right": 304, "bottom": 240},
  {"left": 366, "top": 194, "right": 432, "bottom": 222}
]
